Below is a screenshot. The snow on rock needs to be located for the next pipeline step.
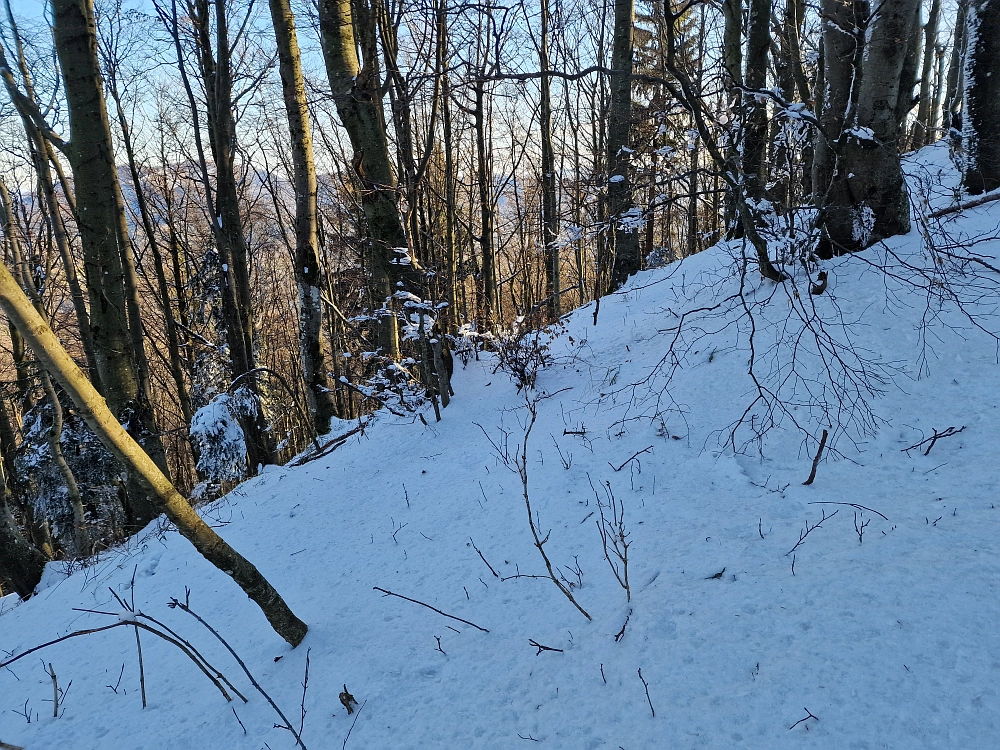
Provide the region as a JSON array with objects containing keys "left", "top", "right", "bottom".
[{"left": 2, "top": 145, "right": 1000, "bottom": 748}]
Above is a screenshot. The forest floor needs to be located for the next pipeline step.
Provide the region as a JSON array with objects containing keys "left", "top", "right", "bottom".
[{"left": 3, "top": 143, "right": 1000, "bottom": 749}]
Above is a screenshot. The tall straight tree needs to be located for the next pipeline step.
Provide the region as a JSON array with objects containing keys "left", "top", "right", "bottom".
[
  {"left": 741, "top": 0, "right": 772, "bottom": 201},
  {"left": 267, "top": 0, "right": 338, "bottom": 434},
  {"left": 815, "top": 0, "right": 920, "bottom": 255},
  {"left": 606, "top": 0, "right": 639, "bottom": 290},
  {"left": 539, "top": 0, "right": 560, "bottom": 316},
  {"left": 319, "top": 0, "right": 416, "bottom": 356},
  {"left": 963, "top": 0, "right": 1000, "bottom": 193},
  {"left": 157, "top": 0, "right": 276, "bottom": 471},
  {"left": 51, "top": 0, "right": 168, "bottom": 530},
  {"left": 915, "top": 0, "right": 942, "bottom": 146}
]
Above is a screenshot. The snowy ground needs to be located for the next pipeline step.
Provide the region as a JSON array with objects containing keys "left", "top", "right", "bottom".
[{"left": 3, "top": 144, "right": 1000, "bottom": 748}]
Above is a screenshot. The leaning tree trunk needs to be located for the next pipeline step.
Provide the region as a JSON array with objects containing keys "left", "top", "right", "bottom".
[
  {"left": 0, "top": 257, "right": 309, "bottom": 647},
  {"left": 268, "top": 0, "right": 337, "bottom": 435},
  {"left": 963, "top": 0, "right": 1000, "bottom": 194},
  {"left": 606, "top": 0, "right": 639, "bottom": 291}
]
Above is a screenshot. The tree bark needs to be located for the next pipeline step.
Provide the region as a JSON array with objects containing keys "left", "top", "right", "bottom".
[
  {"left": 268, "top": 0, "right": 337, "bottom": 434},
  {"left": 540, "top": 0, "right": 560, "bottom": 317},
  {"left": 0, "top": 256, "right": 309, "bottom": 647},
  {"left": 945, "top": 0, "right": 970, "bottom": 133},
  {"left": 844, "top": 0, "right": 920, "bottom": 245},
  {"left": 963, "top": 0, "right": 1000, "bottom": 194},
  {"left": 742, "top": 0, "right": 772, "bottom": 201},
  {"left": 607, "top": 0, "right": 639, "bottom": 290},
  {"left": 915, "top": 0, "right": 942, "bottom": 146},
  {"left": 51, "top": 0, "right": 167, "bottom": 529},
  {"left": 318, "top": 0, "right": 416, "bottom": 354},
  {"left": 0, "top": 489, "right": 46, "bottom": 599}
]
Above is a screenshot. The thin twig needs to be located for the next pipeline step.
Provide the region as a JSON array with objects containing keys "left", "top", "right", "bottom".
[
  {"left": 528, "top": 639, "right": 563, "bottom": 655},
  {"left": 469, "top": 538, "right": 499, "bottom": 578},
  {"left": 807, "top": 501, "right": 889, "bottom": 521},
  {"left": 609, "top": 446, "right": 653, "bottom": 472},
  {"left": 372, "top": 587, "right": 489, "bottom": 633},
  {"left": 901, "top": 426, "right": 966, "bottom": 456},
  {"left": 299, "top": 649, "right": 311, "bottom": 738},
  {"left": 786, "top": 509, "right": 839, "bottom": 556},
  {"left": 788, "top": 707, "right": 819, "bottom": 730},
  {"left": 638, "top": 668, "right": 655, "bottom": 717},
  {"left": 342, "top": 699, "right": 367, "bottom": 750}
]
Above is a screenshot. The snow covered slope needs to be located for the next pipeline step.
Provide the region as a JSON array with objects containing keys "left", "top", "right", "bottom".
[{"left": 3, "top": 144, "right": 1000, "bottom": 749}]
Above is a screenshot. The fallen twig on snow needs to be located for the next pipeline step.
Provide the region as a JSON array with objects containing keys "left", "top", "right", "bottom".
[
  {"left": 373, "top": 587, "right": 489, "bottom": 633},
  {"left": 789, "top": 707, "right": 819, "bottom": 730},
  {"left": 638, "top": 668, "right": 655, "bottom": 717},
  {"left": 787, "top": 509, "right": 839, "bottom": 556},
  {"left": 528, "top": 639, "right": 563, "bottom": 655}
]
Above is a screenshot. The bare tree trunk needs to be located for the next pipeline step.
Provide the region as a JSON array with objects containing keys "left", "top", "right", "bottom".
[
  {"left": 168, "top": 0, "right": 275, "bottom": 471},
  {"left": 0, "top": 484, "right": 47, "bottom": 599},
  {"left": 915, "top": 0, "right": 942, "bottom": 146},
  {"left": 607, "top": 0, "right": 639, "bottom": 290},
  {"left": 963, "top": 0, "right": 1000, "bottom": 194},
  {"left": 268, "top": 0, "right": 337, "bottom": 434},
  {"left": 945, "top": 0, "right": 970, "bottom": 133},
  {"left": 51, "top": 0, "right": 168, "bottom": 530},
  {"left": 539, "top": 0, "right": 560, "bottom": 318},
  {"left": 721, "top": 0, "right": 742, "bottom": 235},
  {"left": 742, "top": 0, "right": 772, "bottom": 201},
  {"left": 474, "top": 79, "right": 498, "bottom": 325},
  {"left": 843, "top": 0, "right": 920, "bottom": 245},
  {"left": 0, "top": 257, "right": 309, "bottom": 647},
  {"left": 319, "top": 0, "right": 416, "bottom": 356}
]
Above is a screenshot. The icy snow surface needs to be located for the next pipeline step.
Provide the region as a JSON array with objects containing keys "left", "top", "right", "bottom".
[{"left": 3, "top": 144, "right": 1000, "bottom": 748}]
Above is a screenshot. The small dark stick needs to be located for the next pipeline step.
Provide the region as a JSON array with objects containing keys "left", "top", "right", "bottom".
[
  {"left": 528, "top": 639, "right": 563, "bottom": 656},
  {"left": 802, "top": 429, "right": 829, "bottom": 485},
  {"left": 46, "top": 663, "right": 58, "bottom": 718},
  {"left": 638, "top": 668, "right": 655, "bottom": 717},
  {"left": 469, "top": 538, "right": 499, "bottom": 577},
  {"left": 789, "top": 707, "right": 819, "bottom": 730},
  {"left": 614, "top": 609, "right": 632, "bottom": 642},
  {"left": 232, "top": 707, "right": 247, "bottom": 735}
]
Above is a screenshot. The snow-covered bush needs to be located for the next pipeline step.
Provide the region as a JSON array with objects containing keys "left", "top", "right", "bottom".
[{"left": 189, "top": 394, "right": 247, "bottom": 484}]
